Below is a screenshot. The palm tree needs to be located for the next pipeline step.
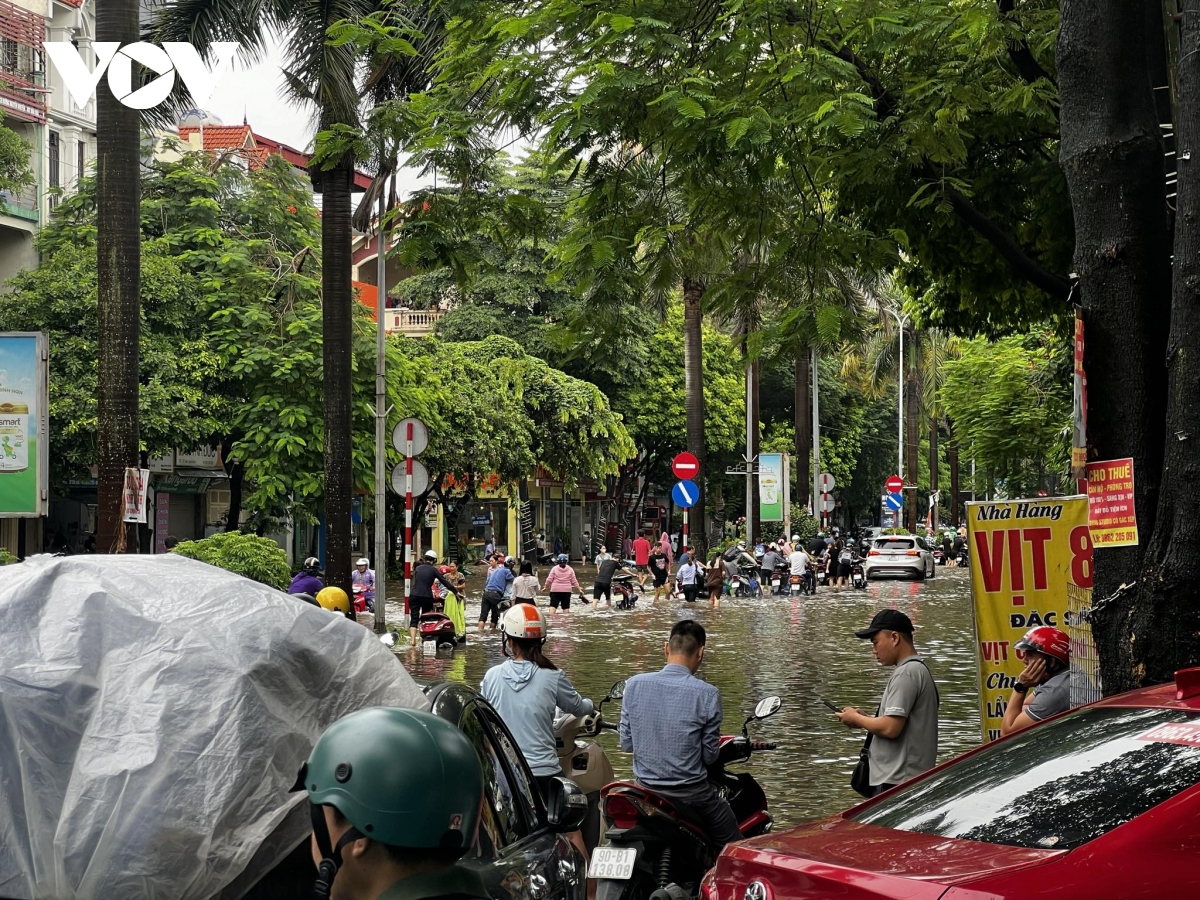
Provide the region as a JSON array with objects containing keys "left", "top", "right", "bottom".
[
  {"left": 841, "top": 275, "right": 956, "bottom": 532},
  {"left": 152, "top": 0, "right": 439, "bottom": 590},
  {"left": 96, "top": 0, "right": 141, "bottom": 552}
]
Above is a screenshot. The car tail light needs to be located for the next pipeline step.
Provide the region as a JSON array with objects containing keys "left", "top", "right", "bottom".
[
  {"left": 906, "top": 549, "right": 920, "bottom": 557},
  {"left": 700, "top": 874, "right": 719, "bottom": 900},
  {"left": 604, "top": 794, "right": 641, "bottom": 830},
  {"left": 868, "top": 549, "right": 880, "bottom": 556}
]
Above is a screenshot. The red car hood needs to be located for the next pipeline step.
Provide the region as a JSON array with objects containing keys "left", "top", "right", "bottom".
[{"left": 708, "top": 815, "right": 1064, "bottom": 899}]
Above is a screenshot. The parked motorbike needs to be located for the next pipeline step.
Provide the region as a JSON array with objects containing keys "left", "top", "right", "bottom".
[
  {"left": 612, "top": 574, "right": 641, "bottom": 610},
  {"left": 592, "top": 696, "right": 781, "bottom": 900},
  {"left": 418, "top": 612, "right": 460, "bottom": 648},
  {"left": 850, "top": 559, "right": 867, "bottom": 589},
  {"left": 555, "top": 679, "right": 625, "bottom": 853},
  {"left": 729, "top": 564, "right": 763, "bottom": 599}
]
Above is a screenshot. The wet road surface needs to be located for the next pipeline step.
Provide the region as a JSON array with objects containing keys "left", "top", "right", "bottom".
[{"left": 383, "top": 565, "right": 979, "bottom": 828}]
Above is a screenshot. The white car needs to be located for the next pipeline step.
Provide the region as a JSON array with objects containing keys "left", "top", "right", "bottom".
[{"left": 863, "top": 535, "right": 936, "bottom": 580}]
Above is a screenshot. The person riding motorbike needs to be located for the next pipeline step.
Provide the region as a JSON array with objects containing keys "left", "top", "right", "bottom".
[
  {"left": 411, "top": 550, "right": 461, "bottom": 647},
  {"left": 480, "top": 605, "right": 592, "bottom": 860},
  {"left": 618, "top": 620, "right": 742, "bottom": 849},
  {"left": 288, "top": 557, "right": 325, "bottom": 597},
  {"left": 760, "top": 545, "right": 784, "bottom": 594},
  {"left": 351, "top": 558, "right": 375, "bottom": 612},
  {"left": 295, "top": 707, "right": 487, "bottom": 900},
  {"left": 788, "top": 543, "right": 813, "bottom": 593}
]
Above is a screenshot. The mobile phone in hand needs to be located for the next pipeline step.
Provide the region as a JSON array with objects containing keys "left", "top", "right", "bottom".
[{"left": 821, "top": 698, "right": 841, "bottom": 712}]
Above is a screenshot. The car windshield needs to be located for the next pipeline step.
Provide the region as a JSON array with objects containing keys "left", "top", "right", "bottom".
[
  {"left": 853, "top": 706, "right": 1200, "bottom": 850},
  {"left": 874, "top": 539, "right": 915, "bottom": 551}
]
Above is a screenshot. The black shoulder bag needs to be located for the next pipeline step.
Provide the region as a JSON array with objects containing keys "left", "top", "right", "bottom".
[
  {"left": 849, "top": 706, "right": 877, "bottom": 798},
  {"left": 850, "top": 660, "right": 939, "bottom": 798}
]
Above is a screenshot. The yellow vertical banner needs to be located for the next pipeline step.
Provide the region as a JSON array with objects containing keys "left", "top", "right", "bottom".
[{"left": 968, "top": 496, "right": 1094, "bottom": 742}]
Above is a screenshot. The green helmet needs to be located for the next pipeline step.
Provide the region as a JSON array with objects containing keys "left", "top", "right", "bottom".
[{"left": 301, "top": 707, "right": 483, "bottom": 852}]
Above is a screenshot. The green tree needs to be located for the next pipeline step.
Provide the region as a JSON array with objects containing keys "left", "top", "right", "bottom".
[
  {"left": 0, "top": 154, "right": 441, "bottom": 532},
  {"left": 938, "top": 332, "right": 1070, "bottom": 501},
  {"left": 151, "top": 0, "right": 443, "bottom": 591}
]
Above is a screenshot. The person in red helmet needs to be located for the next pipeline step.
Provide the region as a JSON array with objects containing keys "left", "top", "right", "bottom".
[{"left": 1001, "top": 625, "right": 1072, "bottom": 736}]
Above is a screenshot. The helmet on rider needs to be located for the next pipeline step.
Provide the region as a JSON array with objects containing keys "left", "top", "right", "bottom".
[
  {"left": 501, "top": 603, "right": 547, "bottom": 642},
  {"left": 303, "top": 556, "right": 321, "bottom": 574},
  {"left": 505, "top": 555, "right": 517, "bottom": 568},
  {"left": 791, "top": 534, "right": 800, "bottom": 542},
  {"left": 555, "top": 553, "right": 568, "bottom": 564},
  {"left": 737, "top": 541, "right": 747, "bottom": 551},
  {"left": 298, "top": 707, "right": 484, "bottom": 897},
  {"left": 1015, "top": 626, "right": 1070, "bottom": 668},
  {"left": 355, "top": 557, "right": 369, "bottom": 568},
  {"left": 315, "top": 586, "right": 350, "bottom": 615},
  {"left": 424, "top": 549, "right": 438, "bottom": 562}
]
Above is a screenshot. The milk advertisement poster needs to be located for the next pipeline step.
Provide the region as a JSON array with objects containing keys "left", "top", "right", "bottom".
[{"left": 0, "top": 333, "right": 48, "bottom": 516}]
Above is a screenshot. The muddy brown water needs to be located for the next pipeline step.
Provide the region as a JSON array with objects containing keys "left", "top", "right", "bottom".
[{"left": 382, "top": 566, "right": 980, "bottom": 828}]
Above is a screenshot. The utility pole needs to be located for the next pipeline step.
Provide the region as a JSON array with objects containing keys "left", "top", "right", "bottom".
[
  {"left": 744, "top": 364, "right": 754, "bottom": 547},
  {"left": 812, "top": 346, "right": 820, "bottom": 523},
  {"left": 372, "top": 172, "right": 388, "bottom": 634}
]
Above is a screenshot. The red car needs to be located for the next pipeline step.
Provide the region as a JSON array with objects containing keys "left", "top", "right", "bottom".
[{"left": 702, "top": 668, "right": 1200, "bottom": 899}]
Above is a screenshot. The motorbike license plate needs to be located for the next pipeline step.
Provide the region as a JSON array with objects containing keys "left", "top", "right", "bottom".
[{"left": 588, "top": 847, "right": 637, "bottom": 880}]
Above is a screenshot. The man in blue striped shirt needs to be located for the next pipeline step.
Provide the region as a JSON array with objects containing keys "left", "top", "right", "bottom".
[{"left": 618, "top": 620, "right": 742, "bottom": 847}]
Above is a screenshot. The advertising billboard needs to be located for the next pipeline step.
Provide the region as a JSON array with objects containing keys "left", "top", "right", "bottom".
[{"left": 0, "top": 333, "right": 48, "bottom": 517}]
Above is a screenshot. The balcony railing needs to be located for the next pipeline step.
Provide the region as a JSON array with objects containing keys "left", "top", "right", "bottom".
[
  {"left": 384, "top": 308, "right": 444, "bottom": 336},
  {"left": 0, "top": 181, "right": 38, "bottom": 222}
]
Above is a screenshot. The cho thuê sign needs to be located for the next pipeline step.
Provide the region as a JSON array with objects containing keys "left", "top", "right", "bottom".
[
  {"left": 968, "top": 496, "right": 1095, "bottom": 742},
  {"left": 1086, "top": 457, "right": 1139, "bottom": 548},
  {"left": 0, "top": 333, "right": 48, "bottom": 517}
]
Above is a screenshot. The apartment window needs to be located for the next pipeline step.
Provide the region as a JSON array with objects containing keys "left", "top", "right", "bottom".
[
  {"left": 77, "top": 140, "right": 85, "bottom": 182},
  {"left": 48, "top": 131, "right": 59, "bottom": 189}
]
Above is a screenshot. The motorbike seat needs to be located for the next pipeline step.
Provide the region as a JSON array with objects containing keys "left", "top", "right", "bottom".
[{"left": 607, "top": 783, "right": 714, "bottom": 844}]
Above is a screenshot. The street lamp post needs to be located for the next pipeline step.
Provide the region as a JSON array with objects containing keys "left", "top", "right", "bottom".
[
  {"left": 373, "top": 172, "right": 389, "bottom": 634},
  {"left": 886, "top": 308, "right": 909, "bottom": 528}
]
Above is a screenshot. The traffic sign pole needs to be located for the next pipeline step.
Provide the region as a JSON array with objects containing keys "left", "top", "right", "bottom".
[{"left": 404, "top": 423, "right": 413, "bottom": 630}]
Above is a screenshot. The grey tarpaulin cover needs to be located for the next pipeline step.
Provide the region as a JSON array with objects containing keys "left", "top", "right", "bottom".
[{"left": 0, "top": 554, "right": 428, "bottom": 899}]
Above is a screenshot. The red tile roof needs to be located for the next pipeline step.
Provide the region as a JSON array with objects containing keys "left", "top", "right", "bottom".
[{"left": 178, "top": 124, "right": 374, "bottom": 189}]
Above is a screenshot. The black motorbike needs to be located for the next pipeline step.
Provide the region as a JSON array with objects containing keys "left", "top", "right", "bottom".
[{"left": 592, "top": 697, "right": 781, "bottom": 900}]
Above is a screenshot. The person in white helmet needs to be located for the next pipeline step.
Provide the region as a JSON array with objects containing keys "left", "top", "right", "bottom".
[{"left": 480, "top": 605, "right": 594, "bottom": 798}]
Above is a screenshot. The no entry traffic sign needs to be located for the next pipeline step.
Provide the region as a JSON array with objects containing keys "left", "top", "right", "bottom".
[
  {"left": 672, "top": 479, "right": 699, "bottom": 508},
  {"left": 885, "top": 475, "right": 904, "bottom": 494},
  {"left": 672, "top": 452, "right": 700, "bottom": 480}
]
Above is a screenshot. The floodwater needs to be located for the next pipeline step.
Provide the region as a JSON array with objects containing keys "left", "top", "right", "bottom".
[{"left": 383, "top": 565, "right": 980, "bottom": 829}]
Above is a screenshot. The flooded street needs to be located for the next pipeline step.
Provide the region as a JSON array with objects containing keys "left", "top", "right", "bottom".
[{"left": 384, "top": 565, "right": 980, "bottom": 828}]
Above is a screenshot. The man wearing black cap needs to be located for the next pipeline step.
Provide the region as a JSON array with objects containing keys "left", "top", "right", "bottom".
[{"left": 836, "top": 609, "right": 939, "bottom": 795}]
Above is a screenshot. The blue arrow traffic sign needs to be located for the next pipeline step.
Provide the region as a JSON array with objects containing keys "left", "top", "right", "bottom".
[
  {"left": 885, "top": 493, "right": 903, "bottom": 511},
  {"left": 673, "top": 480, "right": 699, "bottom": 509}
]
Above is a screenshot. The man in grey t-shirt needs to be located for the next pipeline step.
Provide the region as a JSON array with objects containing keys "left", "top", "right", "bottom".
[
  {"left": 1001, "top": 626, "right": 1072, "bottom": 736},
  {"left": 836, "top": 609, "right": 939, "bottom": 795}
]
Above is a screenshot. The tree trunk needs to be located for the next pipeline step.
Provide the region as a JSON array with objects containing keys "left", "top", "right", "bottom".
[
  {"left": 225, "top": 461, "right": 244, "bottom": 532},
  {"left": 905, "top": 367, "right": 920, "bottom": 533},
  {"left": 947, "top": 417, "right": 961, "bottom": 526},
  {"left": 749, "top": 355, "right": 761, "bottom": 543},
  {"left": 795, "top": 349, "right": 811, "bottom": 514},
  {"left": 95, "top": 0, "right": 140, "bottom": 554},
  {"left": 682, "top": 278, "right": 707, "bottom": 537},
  {"left": 1059, "top": 0, "right": 1172, "bottom": 692},
  {"left": 929, "top": 414, "right": 939, "bottom": 530},
  {"left": 1098, "top": 1, "right": 1200, "bottom": 691},
  {"left": 321, "top": 161, "right": 355, "bottom": 595}
]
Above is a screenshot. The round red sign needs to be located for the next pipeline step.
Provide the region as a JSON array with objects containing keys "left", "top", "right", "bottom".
[
  {"left": 672, "top": 452, "right": 701, "bottom": 479},
  {"left": 885, "top": 475, "right": 904, "bottom": 494}
]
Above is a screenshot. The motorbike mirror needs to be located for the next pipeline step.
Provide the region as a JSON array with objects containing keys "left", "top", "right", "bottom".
[
  {"left": 753, "top": 696, "right": 782, "bottom": 719},
  {"left": 544, "top": 776, "right": 589, "bottom": 832},
  {"left": 606, "top": 679, "right": 627, "bottom": 701}
]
